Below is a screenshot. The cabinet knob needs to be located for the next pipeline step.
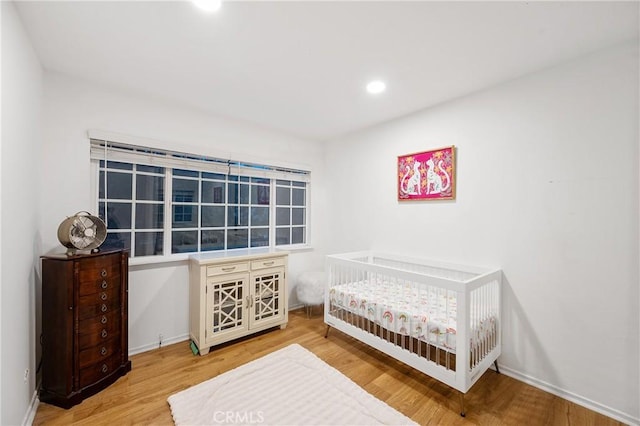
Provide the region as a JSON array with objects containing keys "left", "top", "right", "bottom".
[
  {"left": 100, "top": 347, "right": 107, "bottom": 356},
  {"left": 101, "top": 315, "right": 107, "bottom": 324},
  {"left": 101, "top": 269, "right": 107, "bottom": 278},
  {"left": 101, "top": 280, "right": 108, "bottom": 289},
  {"left": 101, "top": 329, "right": 108, "bottom": 338},
  {"left": 101, "top": 293, "right": 108, "bottom": 301},
  {"left": 101, "top": 304, "right": 108, "bottom": 312},
  {"left": 101, "top": 364, "right": 108, "bottom": 373}
]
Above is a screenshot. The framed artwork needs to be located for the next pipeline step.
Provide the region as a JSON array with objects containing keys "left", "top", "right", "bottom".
[{"left": 397, "top": 146, "right": 456, "bottom": 201}]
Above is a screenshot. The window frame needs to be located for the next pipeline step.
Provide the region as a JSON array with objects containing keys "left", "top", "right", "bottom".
[{"left": 89, "top": 136, "right": 311, "bottom": 265}]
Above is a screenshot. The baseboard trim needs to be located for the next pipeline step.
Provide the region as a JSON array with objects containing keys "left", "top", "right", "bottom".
[
  {"left": 498, "top": 364, "right": 638, "bottom": 426},
  {"left": 22, "top": 389, "right": 39, "bottom": 426},
  {"left": 129, "top": 333, "right": 190, "bottom": 356}
]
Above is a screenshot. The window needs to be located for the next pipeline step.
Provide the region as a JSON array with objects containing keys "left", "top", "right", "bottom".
[{"left": 91, "top": 137, "right": 310, "bottom": 259}]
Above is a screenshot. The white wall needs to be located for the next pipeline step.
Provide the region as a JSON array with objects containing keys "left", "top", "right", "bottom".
[
  {"left": 324, "top": 41, "right": 639, "bottom": 423},
  {"left": 1, "top": 2, "right": 44, "bottom": 424},
  {"left": 41, "top": 72, "right": 328, "bottom": 354}
]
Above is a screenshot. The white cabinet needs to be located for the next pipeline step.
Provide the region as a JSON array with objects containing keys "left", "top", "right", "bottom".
[{"left": 189, "top": 249, "right": 288, "bottom": 355}]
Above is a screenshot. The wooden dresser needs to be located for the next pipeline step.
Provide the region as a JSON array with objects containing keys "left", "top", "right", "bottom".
[{"left": 40, "top": 249, "right": 131, "bottom": 408}]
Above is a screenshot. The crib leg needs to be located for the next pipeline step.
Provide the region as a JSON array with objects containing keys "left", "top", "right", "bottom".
[
  {"left": 494, "top": 360, "right": 500, "bottom": 374},
  {"left": 324, "top": 325, "right": 331, "bottom": 338},
  {"left": 459, "top": 392, "right": 466, "bottom": 417}
]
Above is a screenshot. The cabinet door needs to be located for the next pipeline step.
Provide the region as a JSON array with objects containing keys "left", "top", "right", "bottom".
[
  {"left": 249, "top": 267, "right": 285, "bottom": 329},
  {"left": 205, "top": 273, "right": 249, "bottom": 345}
]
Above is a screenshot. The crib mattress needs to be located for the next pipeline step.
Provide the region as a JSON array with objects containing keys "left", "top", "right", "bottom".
[{"left": 329, "top": 281, "right": 496, "bottom": 351}]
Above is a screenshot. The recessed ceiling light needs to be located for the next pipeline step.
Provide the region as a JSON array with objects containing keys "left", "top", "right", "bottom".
[
  {"left": 366, "top": 80, "right": 386, "bottom": 95},
  {"left": 193, "top": 0, "right": 222, "bottom": 13}
]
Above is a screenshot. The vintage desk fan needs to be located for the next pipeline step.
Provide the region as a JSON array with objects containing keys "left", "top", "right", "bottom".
[{"left": 57, "top": 211, "right": 107, "bottom": 255}]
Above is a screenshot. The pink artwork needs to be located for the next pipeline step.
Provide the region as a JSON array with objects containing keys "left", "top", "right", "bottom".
[{"left": 397, "top": 146, "right": 456, "bottom": 201}]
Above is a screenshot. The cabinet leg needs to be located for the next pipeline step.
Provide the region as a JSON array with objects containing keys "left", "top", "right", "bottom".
[
  {"left": 459, "top": 392, "right": 466, "bottom": 417},
  {"left": 324, "top": 325, "right": 331, "bottom": 338},
  {"left": 280, "top": 323, "right": 287, "bottom": 330},
  {"left": 199, "top": 347, "right": 210, "bottom": 356},
  {"left": 494, "top": 359, "right": 500, "bottom": 374}
]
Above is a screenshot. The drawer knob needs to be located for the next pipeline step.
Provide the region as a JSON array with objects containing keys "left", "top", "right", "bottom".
[
  {"left": 101, "top": 280, "right": 108, "bottom": 289},
  {"left": 101, "top": 304, "right": 108, "bottom": 312},
  {"left": 101, "top": 364, "right": 108, "bottom": 373},
  {"left": 101, "top": 315, "right": 107, "bottom": 324},
  {"left": 101, "top": 293, "right": 108, "bottom": 301},
  {"left": 101, "top": 329, "right": 108, "bottom": 338},
  {"left": 100, "top": 347, "right": 107, "bottom": 356},
  {"left": 101, "top": 269, "right": 107, "bottom": 278}
]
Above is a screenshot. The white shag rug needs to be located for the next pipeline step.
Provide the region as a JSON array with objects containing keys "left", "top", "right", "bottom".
[{"left": 167, "top": 343, "right": 417, "bottom": 425}]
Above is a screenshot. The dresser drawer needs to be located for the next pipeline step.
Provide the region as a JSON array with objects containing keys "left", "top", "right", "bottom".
[
  {"left": 78, "top": 254, "right": 121, "bottom": 294},
  {"left": 251, "top": 257, "right": 285, "bottom": 270},
  {"left": 207, "top": 262, "right": 248, "bottom": 277},
  {"left": 78, "top": 293, "right": 121, "bottom": 320},
  {"left": 78, "top": 310, "right": 121, "bottom": 336},
  {"left": 79, "top": 352, "right": 123, "bottom": 389},
  {"left": 79, "top": 337, "right": 121, "bottom": 369},
  {"left": 78, "top": 287, "right": 120, "bottom": 308},
  {"left": 79, "top": 328, "right": 120, "bottom": 350},
  {"left": 78, "top": 273, "right": 121, "bottom": 297}
]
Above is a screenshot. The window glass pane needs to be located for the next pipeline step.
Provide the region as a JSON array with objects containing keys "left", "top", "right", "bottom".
[
  {"left": 135, "top": 204, "right": 164, "bottom": 229},
  {"left": 251, "top": 177, "right": 270, "bottom": 185},
  {"left": 292, "top": 208, "right": 305, "bottom": 226},
  {"left": 201, "top": 206, "right": 225, "bottom": 227},
  {"left": 99, "top": 171, "right": 105, "bottom": 199},
  {"left": 102, "top": 232, "right": 131, "bottom": 251},
  {"left": 107, "top": 172, "right": 132, "bottom": 199},
  {"left": 227, "top": 228, "right": 248, "bottom": 249},
  {"left": 276, "top": 228, "right": 290, "bottom": 245},
  {"left": 203, "top": 172, "right": 225, "bottom": 180},
  {"left": 173, "top": 178, "right": 198, "bottom": 202},
  {"left": 172, "top": 205, "right": 198, "bottom": 228},
  {"left": 239, "top": 184, "right": 249, "bottom": 204},
  {"left": 276, "top": 208, "right": 290, "bottom": 226},
  {"left": 227, "top": 206, "right": 248, "bottom": 227},
  {"left": 251, "top": 186, "right": 270, "bottom": 205},
  {"left": 292, "top": 181, "right": 306, "bottom": 188},
  {"left": 106, "top": 203, "right": 132, "bottom": 229},
  {"left": 228, "top": 183, "right": 238, "bottom": 204},
  {"left": 202, "top": 181, "right": 225, "bottom": 203},
  {"left": 135, "top": 232, "right": 163, "bottom": 256},
  {"left": 137, "top": 165, "right": 164, "bottom": 174},
  {"left": 174, "top": 169, "right": 199, "bottom": 178},
  {"left": 172, "top": 230, "right": 198, "bottom": 253},
  {"left": 292, "top": 188, "right": 305, "bottom": 206},
  {"left": 201, "top": 230, "right": 225, "bottom": 251},
  {"left": 251, "top": 207, "right": 269, "bottom": 226},
  {"left": 250, "top": 229, "right": 269, "bottom": 247},
  {"left": 276, "top": 187, "right": 290, "bottom": 205},
  {"left": 276, "top": 180, "right": 290, "bottom": 185},
  {"left": 98, "top": 202, "right": 105, "bottom": 222},
  {"left": 137, "top": 175, "right": 164, "bottom": 201},
  {"left": 292, "top": 227, "right": 304, "bottom": 245},
  {"left": 106, "top": 161, "right": 133, "bottom": 170}
]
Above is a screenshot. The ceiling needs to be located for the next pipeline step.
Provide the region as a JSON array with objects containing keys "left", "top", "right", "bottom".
[{"left": 14, "top": 1, "right": 639, "bottom": 141}]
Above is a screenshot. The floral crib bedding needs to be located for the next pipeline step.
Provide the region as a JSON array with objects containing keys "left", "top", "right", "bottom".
[{"left": 329, "top": 279, "right": 496, "bottom": 352}]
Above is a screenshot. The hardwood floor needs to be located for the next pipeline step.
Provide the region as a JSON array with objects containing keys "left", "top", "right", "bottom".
[{"left": 34, "top": 308, "right": 622, "bottom": 425}]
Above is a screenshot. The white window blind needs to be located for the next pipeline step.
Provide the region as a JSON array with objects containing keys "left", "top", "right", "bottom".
[{"left": 89, "top": 139, "right": 311, "bottom": 182}]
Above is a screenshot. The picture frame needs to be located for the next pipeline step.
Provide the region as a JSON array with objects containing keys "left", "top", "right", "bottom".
[{"left": 397, "top": 145, "right": 456, "bottom": 201}]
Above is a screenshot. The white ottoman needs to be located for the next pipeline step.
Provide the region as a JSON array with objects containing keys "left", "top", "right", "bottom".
[{"left": 296, "top": 271, "right": 325, "bottom": 317}]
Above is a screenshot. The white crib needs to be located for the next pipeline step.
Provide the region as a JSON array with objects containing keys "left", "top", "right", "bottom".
[{"left": 324, "top": 251, "right": 502, "bottom": 416}]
